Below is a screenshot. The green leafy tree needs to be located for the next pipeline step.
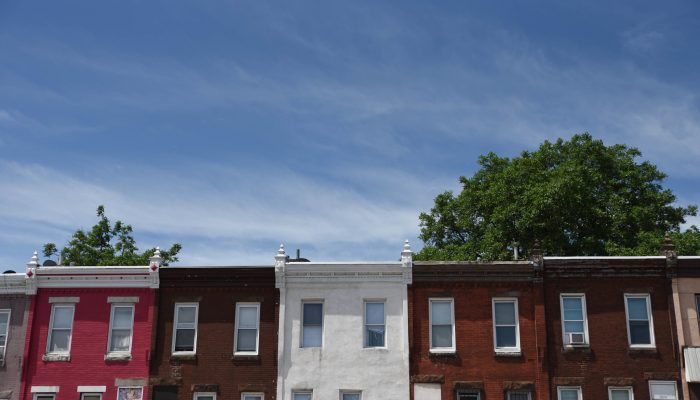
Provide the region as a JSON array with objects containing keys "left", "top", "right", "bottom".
[
  {"left": 43, "top": 205, "right": 182, "bottom": 266},
  {"left": 416, "top": 133, "right": 698, "bottom": 261}
]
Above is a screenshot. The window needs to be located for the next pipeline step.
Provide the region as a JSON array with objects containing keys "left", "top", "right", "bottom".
[
  {"left": 608, "top": 387, "right": 633, "bottom": 400},
  {"left": 560, "top": 294, "right": 589, "bottom": 346},
  {"left": 624, "top": 294, "right": 655, "bottom": 347},
  {"left": 364, "top": 301, "right": 385, "bottom": 347},
  {"left": 695, "top": 295, "right": 700, "bottom": 333},
  {"left": 507, "top": 391, "right": 532, "bottom": 400},
  {"left": 557, "top": 387, "right": 582, "bottom": 400},
  {"left": 47, "top": 304, "right": 75, "bottom": 354},
  {"left": 0, "top": 310, "right": 9, "bottom": 362},
  {"left": 649, "top": 381, "right": 677, "bottom": 400},
  {"left": 193, "top": 393, "right": 215, "bottom": 400},
  {"left": 235, "top": 303, "right": 260, "bottom": 355},
  {"left": 340, "top": 391, "right": 361, "bottom": 400},
  {"left": 429, "top": 298, "right": 455, "bottom": 352},
  {"left": 172, "top": 303, "right": 198, "bottom": 354},
  {"left": 117, "top": 388, "right": 143, "bottom": 400},
  {"left": 241, "top": 394, "right": 263, "bottom": 400},
  {"left": 81, "top": 394, "right": 102, "bottom": 400},
  {"left": 493, "top": 298, "right": 520, "bottom": 352},
  {"left": 302, "top": 302, "right": 323, "bottom": 348},
  {"left": 456, "top": 391, "right": 480, "bottom": 400},
  {"left": 292, "top": 391, "right": 312, "bottom": 400},
  {"left": 108, "top": 304, "right": 135, "bottom": 354},
  {"left": 34, "top": 395, "right": 56, "bottom": 400}
]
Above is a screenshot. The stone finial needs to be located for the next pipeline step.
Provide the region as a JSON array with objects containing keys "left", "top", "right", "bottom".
[
  {"left": 662, "top": 234, "right": 677, "bottom": 273},
  {"left": 402, "top": 240, "right": 412, "bottom": 256},
  {"left": 26, "top": 251, "right": 39, "bottom": 278},
  {"left": 401, "top": 240, "right": 413, "bottom": 284},
  {"left": 149, "top": 246, "right": 162, "bottom": 270},
  {"left": 530, "top": 240, "right": 544, "bottom": 274},
  {"left": 275, "top": 243, "right": 287, "bottom": 289},
  {"left": 662, "top": 234, "right": 676, "bottom": 253}
]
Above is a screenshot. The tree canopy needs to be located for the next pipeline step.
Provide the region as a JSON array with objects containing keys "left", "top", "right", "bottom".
[
  {"left": 43, "top": 205, "right": 181, "bottom": 266},
  {"left": 416, "top": 133, "right": 699, "bottom": 261}
]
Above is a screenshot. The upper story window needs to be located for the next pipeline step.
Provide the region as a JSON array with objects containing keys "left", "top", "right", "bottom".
[
  {"left": 493, "top": 298, "right": 520, "bottom": 353},
  {"left": 364, "top": 301, "right": 385, "bottom": 348},
  {"left": 108, "top": 304, "right": 135, "bottom": 354},
  {"left": 456, "top": 391, "right": 480, "bottom": 400},
  {"left": 624, "top": 294, "right": 655, "bottom": 348},
  {"left": 557, "top": 387, "right": 582, "bottom": 400},
  {"left": 33, "top": 395, "right": 56, "bottom": 400},
  {"left": 340, "top": 391, "right": 361, "bottom": 400},
  {"left": 608, "top": 387, "right": 633, "bottom": 400},
  {"left": 47, "top": 304, "right": 75, "bottom": 354},
  {"left": 302, "top": 302, "right": 323, "bottom": 348},
  {"left": 81, "top": 394, "right": 102, "bottom": 400},
  {"left": 0, "top": 309, "right": 9, "bottom": 362},
  {"left": 193, "top": 393, "right": 215, "bottom": 400},
  {"left": 234, "top": 302, "right": 260, "bottom": 355},
  {"left": 429, "top": 298, "right": 455, "bottom": 353},
  {"left": 507, "top": 391, "right": 532, "bottom": 400},
  {"left": 292, "top": 391, "right": 312, "bottom": 400},
  {"left": 172, "top": 303, "right": 198, "bottom": 354},
  {"left": 241, "top": 394, "right": 263, "bottom": 400},
  {"left": 649, "top": 381, "right": 677, "bottom": 400},
  {"left": 560, "top": 294, "right": 589, "bottom": 346}
]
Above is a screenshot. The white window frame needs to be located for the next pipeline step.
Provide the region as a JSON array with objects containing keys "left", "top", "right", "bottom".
[
  {"left": 33, "top": 395, "right": 56, "bottom": 400},
  {"left": 106, "top": 303, "right": 135, "bottom": 355},
  {"left": 0, "top": 309, "right": 10, "bottom": 362},
  {"left": 80, "top": 394, "right": 103, "bottom": 400},
  {"left": 292, "top": 390, "right": 313, "bottom": 400},
  {"left": 234, "top": 302, "right": 261, "bottom": 356},
  {"left": 560, "top": 293, "right": 590, "bottom": 347},
  {"left": 241, "top": 393, "right": 264, "bottom": 400},
  {"left": 507, "top": 391, "right": 532, "bottom": 400},
  {"left": 193, "top": 392, "right": 216, "bottom": 400},
  {"left": 624, "top": 293, "right": 655, "bottom": 348},
  {"left": 557, "top": 386, "right": 582, "bottom": 400},
  {"left": 648, "top": 380, "right": 678, "bottom": 400},
  {"left": 171, "top": 303, "right": 199, "bottom": 355},
  {"left": 429, "top": 298, "right": 455, "bottom": 353},
  {"left": 339, "top": 391, "right": 362, "bottom": 400},
  {"left": 46, "top": 304, "right": 75, "bottom": 355},
  {"left": 492, "top": 297, "right": 520, "bottom": 353},
  {"left": 608, "top": 386, "right": 633, "bottom": 400},
  {"left": 301, "top": 301, "right": 323, "bottom": 348},
  {"left": 363, "top": 300, "right": 386, "bottom": 348}
]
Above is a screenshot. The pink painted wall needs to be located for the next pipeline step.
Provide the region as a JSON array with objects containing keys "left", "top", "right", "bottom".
[{"left": 22, "top": 288, "right": 155, "bottom": 400}]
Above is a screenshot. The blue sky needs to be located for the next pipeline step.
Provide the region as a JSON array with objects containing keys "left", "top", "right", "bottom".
[{"left": 1, "top": 0, "right": 699, "bottom": 268}]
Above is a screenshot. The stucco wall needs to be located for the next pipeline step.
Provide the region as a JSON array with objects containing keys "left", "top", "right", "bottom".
[
  {"left": 0, "top": 295, "right": 29, "bottom": 400},
  {"left": 674, "top": 277, "right": 700, "bottom": 346},
  {"left": 278, "top": 281, "right": 410, "bottom": 400}
]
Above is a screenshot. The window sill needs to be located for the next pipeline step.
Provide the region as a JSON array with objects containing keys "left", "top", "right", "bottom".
[
  {"left": 494, "top": 350, "right": 522, "bottom": 358},
  {"left": 363, "top": 347, "right": 389, "bottom": 351},
  {"left": 232, "top": 354, "right": 259, "bottom": 361},
  {"left": 104, "top": 353, "right": 132, "bottom": 361},
  {"left": 42, "top": 353, "right": 71, "bottom": 362},
  {"left": 170, "top": 353, "right": 197, "bottom": 361},
  {"left": 628, "top": 347, "right": 658, "bottom": 356},
  {"left": 562, "top": 345, "right": 591, "bottom": 353}
]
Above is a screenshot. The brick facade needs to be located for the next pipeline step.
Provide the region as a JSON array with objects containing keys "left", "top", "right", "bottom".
[
  {"left": 0, "top": 285, "right": 29, "bottom": 400},
  {"left": 544, "top": 257, "right": 680, "bottom": 399},
  {"left": 410, "top": 262, "right": 549, "bottom": 400},
  {"left": 150, "top": 267, "right": 278, "bottom": 400}
]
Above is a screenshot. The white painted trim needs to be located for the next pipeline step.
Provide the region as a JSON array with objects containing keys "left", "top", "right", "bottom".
[
  {"left": 0, "top": 273, "right": 29, "bottom": 294},
  {"left": 493, "top": 297, "right": 520, "bottom": 353},
  {"left": 77, "top": 387, "right": 107, "bottom": 393},
  {"left": 107, "top": 297, "right": 139, "bottom": 303},
  {"left": 48, "top": 297, "right": 79, "bottom": 304},
  {"left": 608, "top": 386, "right": 634, "bottom": 400},
  {"left": 107, "top": 304, "right": 135, "bottom": 355},
  {"left": 241, "top": 393, "right": 264, "bottom": 400},
  {"left": 363, "top": 299, "right": 387, "bottom": 348},
  {"left": 560, "top": 293, "right": 590, "bottom": 347},
  {"left": 31, "top": 387, "right": 59, "bottom": 393},
  {"left": 428, "top": 297, "right": 455, "bottom": 353},
  {"left": 648, "top": 380, "right": 678, "bottom": 399},
  {"left": 557, "top": 386, "right": 582, "bottom": 400},
  {"left": 301, "top": 301, "right": 324, "bottom": 348},
  {"left": 0, "top": 309, "right": 10, "bottom": 362},
  {"left": 46, "top": 304, "right": 75, "bottom": 356},
  {"left": 171, "top": 303, "right": 199, "bottom": 355},
  {"left": 624, "top": 293, "right": 656, "bottom": 348},
  {"left": 234, "top": 302, "right": 261, "bottom": 356}
]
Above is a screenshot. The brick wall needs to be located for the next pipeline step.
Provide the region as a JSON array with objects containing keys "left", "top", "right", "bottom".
[
  {"left": 0, "top": 295, "right": 29, "bottom": 400},
  {"left": 150, "top": 267, "right": 278, "bottom": 400}
]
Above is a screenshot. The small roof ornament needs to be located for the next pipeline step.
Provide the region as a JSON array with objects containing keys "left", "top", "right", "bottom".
[{"left": 149, "top": 246, "right": 162, "bottom": 270}]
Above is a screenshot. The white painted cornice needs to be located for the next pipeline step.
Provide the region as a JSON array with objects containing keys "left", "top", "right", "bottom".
[
  {"left": 0, "top": 273, "right": 30, "bottom": 295},
  {"left": 33, "top": 266, "right": 158, "bottom": 289}
]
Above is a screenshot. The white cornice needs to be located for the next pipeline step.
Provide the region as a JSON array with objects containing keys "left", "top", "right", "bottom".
[
  {"left": 0, "top": 273, "right": 29, "bottom": 295},
  {"left": 280, "top": 262, "right": 408, "bottom": 285},
  {"left": 33, "top": 266, "right": 158, "bottom": 289}
]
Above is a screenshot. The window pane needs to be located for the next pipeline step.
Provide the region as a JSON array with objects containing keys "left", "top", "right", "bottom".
[
  {"left": 82, "top": 395, "right": 102, "bottom": 400},
  {"left": 53, "top": 307, "right": 73, "bottom": 329},
  {"left": 302, "top": 326, "right": 322, "bottom": 347},
  {"left": 0, "top": 312, "right": 8, "bottom": 324},
  {"left": 610, "top": 390, "right": 630, "bottom": 400},
  {"left": 509, "top": 392, "right": 531, "bottom": 400},
  {"left": 196, "top": 397, "right": 213, "bottom": 400},
  {"left": 303, "top": 304, "right": 322, "bottom": 325},
  {"left": 431, "top": 325, "right": 453, "bottom": 348},
  {"left": 650, "top": 382, "right": 677, "bottom": 398},
  {"left": 243, "top": 396, "right": 262, "bottom": 400},
  {"left": 36, "top": 396, "right": 55, "bottom": 400},
  {"left": 174, "top": 329, "right": 195, "bottom": 351},
  {"left": 564, "top": 321, "right": 585, "bottom": 334},
  {"left": 238, "top": 307, "right": 258, "bottom": 329},
  {"left": 342, "top": 394, "right": 360, "bottom": 400},
  {"left": 496, "top": 326, "right": 517, "bottom": 348},
  {"left": 457, "top": 393, "right": 479, "bottom": 400},
  {"left": 237, "top": 329, "right": 257, "bottom": 351},
  {"left": 49, "top": 330, "right": 70, "bottom": 352},
  {"left": 110, "top": 329, "right": 132, "bottom": 352},
  {"left": 366, "top": 326, "right": 385, "bottom": 347},
  {"left": 559, "top": 389, "right": 579, "bottom": 400},
  {"left": 495, "top": 302, "right": 516, "bottom": 325},
  {"left": 0, "top": 323, "right": 7, "bottom": 337},
  {"left": 293, "top": 393, "right": 311, "bottom": 400},
  {"left": 627, "top": 298, "right": 649, "bottom": 320},
  {"left": 177, "top": 306, "right": 196, "bottom": 324},
  {"left": 431, "top": 302, "right": 452, "bottom": 325},
  {"left": 113, "top": 307, "right": 133, "bottom": 329},
  {"left": 563, "top": 298, "right": 583, "bottom": 320},
  {"left": 365, "top": 303, "right": 384, "bottom": 325},
  {"left": 629, "top": 321, "right": 651, "bottom": 344},
  {"left": 0, "top": 334, "right": 6, "bottom": 346}
]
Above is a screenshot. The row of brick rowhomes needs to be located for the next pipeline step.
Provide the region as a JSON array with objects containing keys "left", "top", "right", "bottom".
[{"left": 2, "top": 239, "right": 700, "bottom": 400}]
